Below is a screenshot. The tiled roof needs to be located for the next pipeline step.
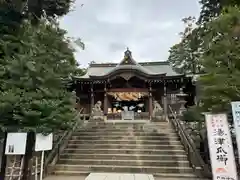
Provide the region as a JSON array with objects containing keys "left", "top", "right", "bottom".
[{"left": 77, "top": 61, "right": 181, "bottom": 79}]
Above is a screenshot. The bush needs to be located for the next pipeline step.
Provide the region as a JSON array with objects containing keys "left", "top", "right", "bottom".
[{"left": 182, "top": 106, "right": 204, "bottom": 123}]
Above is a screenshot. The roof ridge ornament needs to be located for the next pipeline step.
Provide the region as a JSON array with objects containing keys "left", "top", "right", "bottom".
[
  {"left": 120, "top": 47, "right": 137, "bottom": 65},
  {"left": 124, "top": 47, "right": 132, "bottom": 59}
]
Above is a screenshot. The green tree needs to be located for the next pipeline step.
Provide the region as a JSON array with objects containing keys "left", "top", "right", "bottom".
[
  {"left": 199, "top": 6, "right": 240, "bottom": 112},
  {"left": 168, "top": 17, "right": 204, "bottom": 74},
  {"left": 74, "top": 67, "right": 86, "bottom": 76},
  {"left": 0, "top": 1, "right": 84, "bottom": 179},
  {"left": 198, "top": 0, "right": 240, "bottom": 24},
  {"left": 0, "top": 0, "right": 74, "bottom": 26},
  {"left": 0, "top": 19, "right": 78, "bottom": 133},
  {"left": 169, "top": 0, "right": 240, "bottom": 76},
  {"left": 168, "top": 42, "right": 189, "bottom": 74},
  {"left": 0, "top": 0, "right": 77, "bottom": 61}
]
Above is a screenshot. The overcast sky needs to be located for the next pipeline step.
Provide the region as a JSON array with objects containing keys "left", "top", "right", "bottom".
[{"left": 60, "top": 0, "right": 200, "bottom": 67}]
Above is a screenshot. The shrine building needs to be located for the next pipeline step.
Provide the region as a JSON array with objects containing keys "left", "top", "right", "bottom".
[{"left": 72, "top": 49, "right": 194, "bottom": 120}]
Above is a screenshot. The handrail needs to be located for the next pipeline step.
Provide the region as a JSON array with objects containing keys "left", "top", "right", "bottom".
[
  {"left": 43, "top": 108, "right": 87, "bottom": 176},
  {"left": 168, "top": 105, "right": 211, "bottom": 178}
]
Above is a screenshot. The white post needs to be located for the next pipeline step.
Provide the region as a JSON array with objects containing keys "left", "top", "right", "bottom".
[
  {"left": 35, "top": 156, "right": 38, "bottom": 180},
  {"left": 40, "top": 151, "right": 45, "bottom": 180}
]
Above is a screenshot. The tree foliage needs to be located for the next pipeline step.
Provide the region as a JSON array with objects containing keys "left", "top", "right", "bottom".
[
  {"left": 168, "top": 1, "right": 240, "bottom": 114},
  {"left": 199, "top": 6, "right": 240, "bottom": 112},
  {"left": 0, "top": 0, "right": 74, "bottom": 25},
  {"left": 198, "top": 0, "right": 240, "bottom": 24},
  {"left": 168, "top": 17, "right": 204, "bottom": 74},
  {"left": 74, "top": 67, "right": 86, "bottom": 76},
  {"left": 0, "top": 1, "right": 81, "bottom": 133},
  {"left": 168, "top": 1, "right": 240, "bottom": 76},
  {"left": 168, "top": 42, "right": 192, "bottom": 74}
]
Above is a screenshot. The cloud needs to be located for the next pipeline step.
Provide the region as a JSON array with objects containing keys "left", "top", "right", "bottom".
[
  {"left": 95, "top": 0, "right": 131, "bottom": 24},
  {"left": 158, "top": 21, "right": 174, "bottom": 30},
  {"left": 60, "top": 0, "right": 200, "bottom": 67},
  {"left": 109, "top": 42, "right": 127, "bottom": 52}
]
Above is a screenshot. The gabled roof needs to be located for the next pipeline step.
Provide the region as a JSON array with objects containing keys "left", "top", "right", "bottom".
[
  {"left": 75, "top": 49, "right": 182, "bottom": 79},
  {"left": 77, "top": 62, "right": 181, "bottom": 79}
]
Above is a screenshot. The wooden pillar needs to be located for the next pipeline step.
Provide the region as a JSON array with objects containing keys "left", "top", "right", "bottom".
[
  {"left": 90, "top": 84, "right": 94, "bottom": 114},
  {"left": 78, "top": 96, "right": 81, "bottom": 111},
  {"left": 163, "top": 82, "right": 168, "bottom": 118},
  {"left": 76, "top": 91, "right": 81, "bottom": 111},
  {"left": 104, "top": 84, "right": 108, "bottom": 115},
  {"left": 149, "top": 84, "right": 153, "bottom": 121}
]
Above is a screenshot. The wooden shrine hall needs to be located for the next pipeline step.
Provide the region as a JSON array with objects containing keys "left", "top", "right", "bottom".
[{"left": 72, "top": 49, "right": 193, "bottom": 120}]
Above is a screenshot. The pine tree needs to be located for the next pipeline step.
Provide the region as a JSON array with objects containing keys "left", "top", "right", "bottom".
[
  {"left": 199, "top": 6, "right": 240, "bottom": 112},
  {"left": 0, "top": 19, "right": 78, "bottom": 133},
  {"left": 168, "top": 17, "right": 203, "bottom": 74},
  {"left": 198, "top": 0, "right": 240, "bottom": 24}
]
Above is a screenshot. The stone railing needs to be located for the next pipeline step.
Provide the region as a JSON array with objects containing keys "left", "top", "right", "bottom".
[
  {"left": 44, "top": 111, "right": 89, "bottom": 176},
  {"left": 168, "top": 105, "right": 211, "bottom": 179}
]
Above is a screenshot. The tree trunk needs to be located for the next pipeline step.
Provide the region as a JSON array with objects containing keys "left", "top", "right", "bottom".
[{"left": 22, "top": 132, "right": 35, "bottom": 180}]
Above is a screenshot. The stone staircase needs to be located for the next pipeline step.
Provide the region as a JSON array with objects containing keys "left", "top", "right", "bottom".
[{"left": 52, "top": 121, "right": 202, "bottom": 179}]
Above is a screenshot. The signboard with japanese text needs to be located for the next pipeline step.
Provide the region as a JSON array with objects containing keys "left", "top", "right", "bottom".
[
  {"left": 35, "top": 133, "right": 53, "bottom": 151},
  {"left": 205, "top": 113, "right": 238, "bottom": 180},
  {"left": 5, "top": 133, "right": 27, "bottom": 155},
  {"left": 231, "top": 101, "right": 240, "bottom": 164}
]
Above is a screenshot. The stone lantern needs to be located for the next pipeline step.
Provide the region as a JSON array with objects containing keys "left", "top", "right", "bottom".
[{"left": 176, "top": 88, "right": 187, "bottom": 116}]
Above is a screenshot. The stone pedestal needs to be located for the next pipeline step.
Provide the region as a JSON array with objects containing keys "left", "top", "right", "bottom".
[
  {"left": 92, "top": 101, "right": 104, "bottom": 120},
  {"left": 176, "top": 88, "right": 187, "bottom": 116},
  {"left": 152, "top": 101, "right": 164, "bottom": 121},
  {"left": 121, "top": 111, "right": 134, "bottom": 120},
  {"left": 92, "top": 115, "right": 104, "bottom": 120},
  {"left": 149, "top": 98, "right": 153, "bottom": 120},
  {"left": 163, "top": 85, "right": 167, "bottom": 118}
]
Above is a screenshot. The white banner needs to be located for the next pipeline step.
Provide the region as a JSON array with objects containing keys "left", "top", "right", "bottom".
[
  {"left": 205, "top": 113, "right": 238, "bottom": 180},
  {"left": 231, "top": 101, "right": 240, "bottom": 164}
]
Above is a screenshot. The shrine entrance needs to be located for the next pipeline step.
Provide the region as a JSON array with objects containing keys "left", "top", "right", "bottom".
[
  {"left": 73, "top": 49, "right": 190, "bottom": 121},
  {"left": 106, "top": 89, "right": 150, "bottom": 120}
]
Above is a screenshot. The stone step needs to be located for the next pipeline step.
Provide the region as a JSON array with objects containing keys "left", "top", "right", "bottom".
[
  {"left": 72, "top": 134, "right": 178, "bottom": 138},
  {"left": 52, "top": 120, "right": 202, "bottom": 178},
  {"left": 80, "top": 124, "right": 173, "bottom": 130},
  {"left": 63, "top": 148, "right": 186, "bottom": 155},
  {"left": 71, "top": 135, "right": 179, "bottom": 141},
  {"left": 66, "top": 144, "right": 184, "bottom": 150},
  {"left": 77, "top": 125, "right": 174, "bottom": 130},
  {"left": 68, "top": 139, "right": 182, "bottom": 145},
  {"left": 58, "top": 158, "right": 190, "bottom": 167},
  {"left": 72, "top": 131, "right": 177, "bottom": 136},
  {"left": 52, "top": 170, "right": 201, "bottom": 179},
  {"left": 60, "top": 153, "right": 189, "bottom": 161},
  {"left": 85, "top": 122, "right": 170, "bottom": 126},
  {"left": 54, "top": 164, "right": 194, "bottom": 174},
  {"left": 78, "top": 128, "right": 174, "bottom": 133}
]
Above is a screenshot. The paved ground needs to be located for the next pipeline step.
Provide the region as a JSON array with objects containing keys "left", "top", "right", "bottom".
[
  {"left": 85, "top": 173, "right": 154, "bottom": 180},
  {"left": 44, "top": 176, "right": 86, "bottom": 180},
  {"left": 44, "top": 175, "right": 207, "bottom": 180}
]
